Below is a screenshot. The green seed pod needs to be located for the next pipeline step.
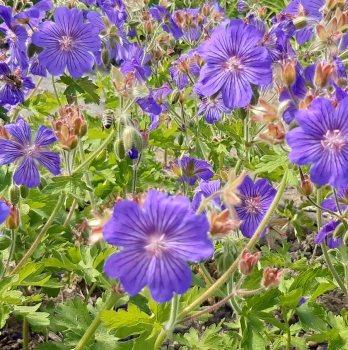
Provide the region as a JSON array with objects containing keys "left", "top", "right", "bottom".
[
  {"left": 114, "top": 139, "right": 126, "bottom": 159},
  {"left": 170, "top": 88, "right": 181, "bottom": 104},
  {"left": 20, "top": 185, "right": 30, "bottom": 199},
  {"left": 334, "top": 222, "right": 346, "bottom": 240},
  {"left": 27, "top": 42, "right": 37, "bottom": 59},
  {"left": 101, "top": 48, "right": 110, "bottom": 66},
  {"left": 39, "top": 177, "right": 47, "bottom": 191},
  {"left": 8, "top": 185, "right": 20, "bottom": 205},
  {"left": 178, "top": 133, "right": 184, "bottom": 146}
]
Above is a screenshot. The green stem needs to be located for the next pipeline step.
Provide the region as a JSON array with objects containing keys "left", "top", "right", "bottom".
[
  {"left": 165, "top": 293, "right": 179, "bottom": 332},
  {"left": 11, "top": 194, "right": 65, "bottom": 276},
  {"left": 317, "top": 188, "right": 347, "bottom": 294},
  {"left": 52, "top": 75, "right": 62, "bottom": 107},
  {"left": 23, "top": 317, "right": 29, "bottom": 350},
  {"left": 0, "top": 230, "right": 16, "bottom": 279},
  {"left": 73, "top": 130, "right": 115, "bottom": 174},
  {"left": 282, "top": 306, "right": 291, "bottom": 350},
  {"left": 63, "top": 198, "right": 77, "bottom": 227},
  {"left": 84, "top": 283, "right": 97, "bottom": 305},
  {"left": 234, "top": 159, "right": 243, "bottom": 176},
  {"left": 74, "top": 291, "right": 122, "bottom": 350},
  {"left": 78, "top": 141, "right": 96, "bottom": 210},
  {"left": 178, "top": 171, "right": 288, "bottom": 319}
]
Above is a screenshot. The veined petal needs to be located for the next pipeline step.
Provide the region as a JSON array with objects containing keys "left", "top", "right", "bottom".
[
  {"left": 34, "top": 125, "right": 57, "bottom": 147},
  {"left": 34, "top": 150, "right": 61, "bottom": 175},
  {"left": 147, "top": 252, "right": 192, "bottom": 303},
  {"left": 38, "top": 48, "right": 67, "bottom": 76},
  {"left": 5, "top": 118, "right": 32, "bottom": 146},
  {"left": 0, "top": 139, "right": 23, "bottom": 165},
  {"left": 222, "top": 73, "right": 252, "bottom": 109},
  {"left": 104, "top": 248, "right": 150, "bottom": 296},
  {"left": 13, "top": 156, "right": 40, "bottom": 188}
]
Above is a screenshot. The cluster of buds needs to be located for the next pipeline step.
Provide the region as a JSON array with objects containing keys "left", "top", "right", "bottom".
[
  {"left": 174, "top": 10, "right": 204, "bottom": 34},
  {"left": 52, "top": 104, "right": 87, "bottom": 151}
]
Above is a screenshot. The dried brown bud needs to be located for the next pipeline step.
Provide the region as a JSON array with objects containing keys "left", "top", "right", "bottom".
[
  {"left": 5, "top": 205, "right": 19, "bottom": 230},
  {"left": 297, "top": 171, "right": 313, "bottom": 196}
]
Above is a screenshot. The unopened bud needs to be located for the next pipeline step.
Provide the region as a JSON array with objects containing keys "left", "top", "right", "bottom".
[
  {"left": 179, "top": 90, "right": 185, "bottom": 104},
  {"left": 239, "top": 248, "right": 260, "bottom": 275},
  {"left": 122, "top": 126, "right": 143, "bottom": 152},
  {"left": 5, "top": 205, "right": 19, "bottom": 229},
  {"left": 8, "top": 185, "right": 20, "bottom": 205},
  {"left": 261, "top": 268, "right": 284, "bottom": 289},
  {"left": 293, "top": 17, "right": 308, "bottom": 29},
  {"left": 333, "top": 222, "right": 346, "bottom": 239},
  {"left": 101, "top": 48, "right": 110, "bottom": 65},
  {"left": 170, "top": 88, "right": 181, "bottom": 104},
  {"left": 178, "top": 133, "right": 184, "bottom": 146},
  {"left": 20, "top": 185, "right": 30, "bottom": 199},
  {"left": 144, "top": 20, "right": 153, "bottom": 34},
  {"left": 39, "top": 177, "right": 47, "bottom": 191},
  {"left": 114, "top": 138, "right": 126, "bottom": 159},
  {"left": 297, "top": 171, "right": 313, "bottom": 196},
  {"left": 140, "top": 129, "right": 149, "bottom": 149},
  {"left": 283, "top": 61, "right": 296, "bottom": 86},
  {"left": 326, "top": 0, "right": 345, "bottom": 10}
]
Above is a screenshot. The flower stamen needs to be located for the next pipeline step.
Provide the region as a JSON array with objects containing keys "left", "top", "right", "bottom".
[{"left": 321, "top": 130, "right": 346, "bottom": 152}]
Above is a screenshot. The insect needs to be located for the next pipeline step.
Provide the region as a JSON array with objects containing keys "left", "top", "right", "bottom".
[
  {"left": 101, "top": 110, "right": 116, "bottom": 130},
  {"left": 4, "top": 74, "right": 23, "bottom": 89}
]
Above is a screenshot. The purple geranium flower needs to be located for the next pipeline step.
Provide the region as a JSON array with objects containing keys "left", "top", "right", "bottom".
[
  {"left": 127, "top": 145, "right": 138, "bottom": 160},
  {"left": 192, "top": 179, "right": 221, "bottom": 213},
  {"left": 14, "top": 0, "right": 53, "bottom": 28},
  {"left": 103, "top": 190, "right": 214, "bottom": 303},
  {"left": 31, "top": 7, "right": 101, "bottom": 78},
  {"left": 235, "top": 176, "right": 277, "bottom": 238},
  {"left": 197, "top": 19, "right": 272, "bottom": 110},
  {"left": 0, "top": 201, "right": 9, "bottom": 224},
  {"left": 321, "top": 187, "right": 348, "bottom": 213},
  {"left": 149, "top": 5, "right": 183, "bottom": 40},
  {"left": 0, "top": 6, "right": 29, "bottom": 70},
  {"left": 315, "top": 220, "right": 341, "bottom": 248},
  {"left": 0, "top": 118, "right": 60, "bottom": 188},
  {"left": 0, "top": 63, "right": 35, "bottom": 106},
  {"left": 194, "top": 83, "right": 231, "bottom": 124},
  {"left": 173, "top": 156, "right": 214, "bottom": 186},
  {"left": 287, "top": 97, "right": 348, "bottom": 188}
]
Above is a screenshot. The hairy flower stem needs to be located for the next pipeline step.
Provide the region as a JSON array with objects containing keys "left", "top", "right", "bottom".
[
  {"left": 10, "top": 194, "right": 65, "bottom": 276},
  {"left": 282, "top": 306, "right": 291, "bottom": 350},
  {"left": 165, "top": 293, "right": 179, "bottom": 334},
  {"left": 63, "top": 198, "right": 77, "bottom": 227},
  {"left": 23, "top": 317, "right": 29, "bottom": 350},
  {"left": 317, "top": 188, "right": 347, "bottom": 294},
  {"left": 78, "top": 141, "right": 96, "bottom": 210},
  {"left": 234, "top": 159, "right": 243, "bottom": 175},
  {"left": 0, "top": 230, "right": 16, "bottom": 279},
  {"left": 178, "top": 171, "right": 288, "bottom": 318},
  {"left": 73, "top": 130, "right": 115, "bottom": 174},
  {"left": 74, "top": 291, "right": 122, "bottom": 350},
  {"left": 52, "top": 75, "right": 62, "bottom": 107}
]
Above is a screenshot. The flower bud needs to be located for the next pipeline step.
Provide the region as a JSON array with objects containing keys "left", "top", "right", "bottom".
[
  {"left": 144, "top": 20, "right": 153, "bottom": 34},
  {"left": 122, "top": 126, "right": 143, "bottom": 152},
  {"left": 293, "top": 17, "right": 308, "bottom": 30},
  {"left": 297, "top": 170, "right": 313, "bottom": 196},
  {"left": 8, "top": 185, "right": 20, "bottom": 205},
  {"left": 343, "top": 229, "right": 348, "bottom": 244},
  {"left": 101, "top": 48, "right": 111, "bottom": 66},
  {"left": 170, "top": 88, "right": 181, "bottom": 104},
  {"left": 239, "top": 248, "right": 260, "bottom": 275},
  {"left": 20, "top": 185, "right": 30, "bottom": 199},
  {"left": 210, "top": 209, "right": 241, "bottom": 237},
  {"left": 333, "top": 222, "right": 345, "bottom": 239},
  {"left": 314, "top": 62, "right": 335, "bottom": 88},
  {"left": 140, "top": 129, "right": 149, "bottom": 149},
  {"left": 39, "top": 177, "right": 47, "bottom": 190},
  {"left": 5, "top": 205, "right": 19, "bottom": 229},
  {"left": 179, "top": 90, "right": 186, "bottom": 104},
  {"left": 261, "top": 268, "right": 284, "bottom": 289},
  {"left": 283, "top": 61, "right": 296, "bottom": 86},
  {"left": 326, "top": 0, "right": 345, "bottom": 10},
  {"left": 114, "top": 138, "right": 126, "bottom": 159},
  {"left": 178, "top": 133, "right": 184, "bottom": 146}
]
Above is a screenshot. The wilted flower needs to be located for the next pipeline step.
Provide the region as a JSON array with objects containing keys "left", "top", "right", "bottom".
[
  {"left": 209, "top": 209, "right": 241, "bottom": 237},
  {"left": 315, "top": 220, "right": 341, "bottom": 248},
  {"left": 238, "top": 248, "right": 260, "bottom": 275},
  {"left": 197, "top": 19, "right": 272, "bottom": 110},
  {"left": 103, "top": 190, "right": 214, "bottom": 303},
  {"left": 261, "top": 267, "right": 284, "bottom": 289},
  {"left": 235, "top": 176, "right": 277, "bottom": 238},
  {"left": 287, "top": 97, "right": 348, "bottom": 188},
  {"left": 32, "top": 7, "right": 101, "bottom": 78},
  {"left": 0, "top": 118, "right": 60, "bottom": 188},
  {"left": 172, "top": 156, "right": 214, "bottom": 186}
]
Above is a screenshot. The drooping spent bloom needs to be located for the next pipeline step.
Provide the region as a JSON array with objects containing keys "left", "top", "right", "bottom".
[
  {"left": 315, "top": 220, "right": 341, "bottom": 248},
  {"left": 0, "top": 63, "right": 35, "bottom": 106},
  {"left": 149, "top": 5, "right": 183, "bottom": 40},
  {"left": 32, "top": 7, "right": 101, "bottom": 78},
  {"left": 235, "top": 176, "right": 277, "bottom": 238},
  {"left": 169, "top": 51, "right": 200, "bottom": 89},
  {"left": 194, "top": 83, "right": 231, "bottom": 124},
  {"left": 0, "top": 6, "right": 28, "bottom": 70},
  {"left": 103, "top": 190, "right": 214, "bottom": 303},
  {"left": 197, "top": 19, "right": 272, "bottom": 110},
  {"left": 321, "top": 187, "right": 348, "bottom": 213},
  {"left": 287, "top": 97, "right": 348, "bottom": 188},
  {"left": 172, "top": 156, "right": 214, "bottom": 186},
  {"left": 0, "top": 118, "right": 60, "bottom": 188}
]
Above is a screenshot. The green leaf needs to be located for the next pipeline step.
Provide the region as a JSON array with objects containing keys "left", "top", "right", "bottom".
[
  {"left": 254, "top": 154, "right": 289, "bottom": 174},
  {"left": 43, "top": 173, "right": 92, "bottom": 195},
  {"left": 241, "top": 314, "right": 268, "bottom": 350},
  {"left": 311, "top": 278, "right": 336, "bottom": 301},
  {"left": 297, "top": 302, "right": 327, "bottom": 332},
  {"left": 0, "top": 303, "right": 11, "bottom": 328},
  {"left": 279, "top": 288, "right": 303, "bottom": 309},
  {"left": 0, "top": 235, "right": 12, "bottom": 250},
  {"left": 76, "top": 76, "right": 100, "bottom": 104}
]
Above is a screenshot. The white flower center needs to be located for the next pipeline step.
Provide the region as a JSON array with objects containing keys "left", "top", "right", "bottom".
[
  {"left": 244, "top": 196, "right": 261, "bottom": 213},
  {"left": 223, "top": 56, "right": 243, "bottom": 72},
  {"left": 6, "top": 30, "right": 17, "bottom": 43},
  {"left": 59, "top": 36, "right": 74, "bottom": 51},
  {"left": 144, "top": 234, "right": 167, "bottom": 258},
  {"left": 321, "top": 130, "right": 346, "bottom": 152}
]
